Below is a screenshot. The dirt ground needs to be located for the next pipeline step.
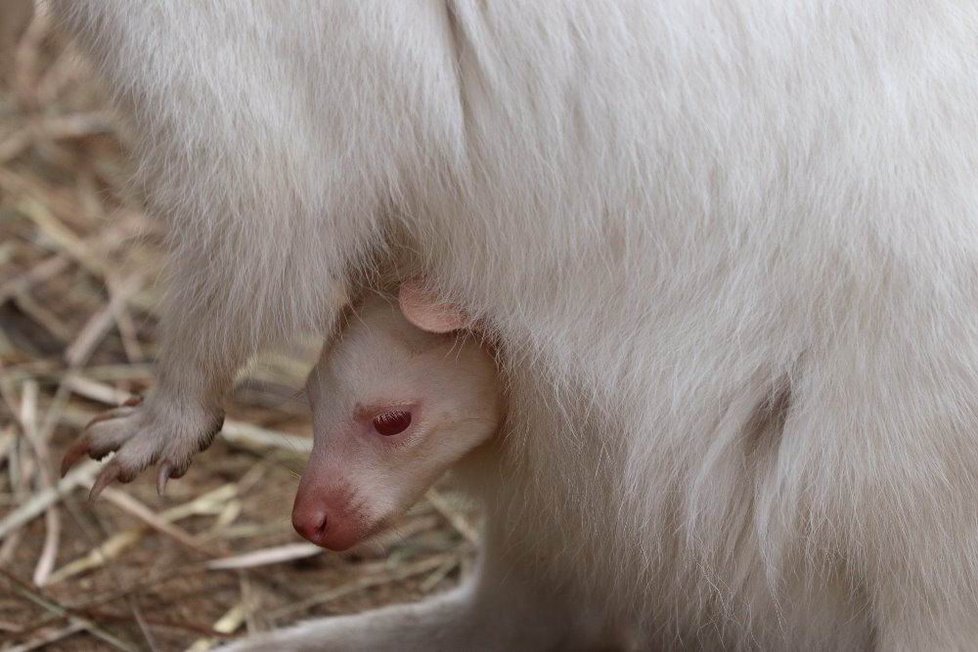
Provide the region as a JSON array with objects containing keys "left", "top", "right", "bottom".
[{"left": 0, "top": 5, "right": 477, "bottom": 650}]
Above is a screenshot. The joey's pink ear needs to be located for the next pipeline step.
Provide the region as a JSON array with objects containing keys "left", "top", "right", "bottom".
[{"left": 398, "top": 281, "right": 472, "bottom": 333}]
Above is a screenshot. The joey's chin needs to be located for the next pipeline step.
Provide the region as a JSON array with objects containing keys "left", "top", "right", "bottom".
[
  {"left": 316, "top": 521, "right": 367, "bottom": 552},
  {"left": 319, "top": 535, "right": 359, "bottom": 552},
  {"left": 320, "top": 515, "right": 397, "bottom": 552},
  {"left": 292, "top": 507, "right": 369, "bottom": 551}
]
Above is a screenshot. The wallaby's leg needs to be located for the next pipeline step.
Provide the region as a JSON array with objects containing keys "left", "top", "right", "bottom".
[
  {"left": 223, "top": 558, "right": 590, "bottom": 652},
  {"left": 50, "top": 0, "right": 455, "bottom": 494}
]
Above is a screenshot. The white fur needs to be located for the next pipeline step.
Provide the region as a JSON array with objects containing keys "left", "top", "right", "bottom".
[{"left": 51, "top": 1, "right": 978, "bottom": 649}]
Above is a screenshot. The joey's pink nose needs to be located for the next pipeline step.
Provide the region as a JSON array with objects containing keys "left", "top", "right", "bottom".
[{"left": 292, "top": 503, "right": 329, "bottom": 545}]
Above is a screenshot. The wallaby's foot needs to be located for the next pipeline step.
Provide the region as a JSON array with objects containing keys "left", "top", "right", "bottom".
[{"left": 61, "top": 394, "right": 224, "bottom": 498}]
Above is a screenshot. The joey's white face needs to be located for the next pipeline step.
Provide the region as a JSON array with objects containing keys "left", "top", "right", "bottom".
[{"left": 292, "top": 294, "right": 501, "bottom": 551}]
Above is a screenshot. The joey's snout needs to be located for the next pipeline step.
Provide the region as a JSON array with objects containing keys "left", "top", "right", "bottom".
[
  {"left": 291, "top": 499, "right": 329, "bottom": 546},
  {"left": 291, "top": 470, "right": 367, "bottom": 551}
]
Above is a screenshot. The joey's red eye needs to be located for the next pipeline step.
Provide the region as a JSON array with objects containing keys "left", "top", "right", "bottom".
[{"left": 372, "top": 410, "right": 412, "bottom": 436}]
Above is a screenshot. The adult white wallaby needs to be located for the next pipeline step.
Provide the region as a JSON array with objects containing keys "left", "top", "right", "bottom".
[{"left": 53, "top": 1, "right": 978, "bottom": 649}]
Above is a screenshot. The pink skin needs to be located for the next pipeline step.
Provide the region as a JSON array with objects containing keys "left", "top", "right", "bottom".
[{"left": 292, "top": 287, "right": 501, "bottom": 551}]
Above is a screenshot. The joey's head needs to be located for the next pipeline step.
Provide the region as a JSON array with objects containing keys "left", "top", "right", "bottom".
[{"left": 292, "top": 283, "right": 501, "bottom": 551}]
